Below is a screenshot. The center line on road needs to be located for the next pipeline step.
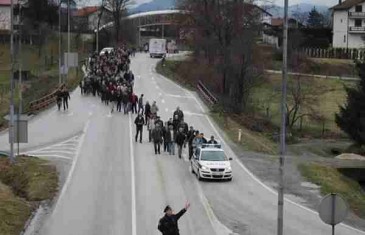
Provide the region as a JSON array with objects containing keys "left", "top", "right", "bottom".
[{"left": 128, "top": 113, "right": 137, "bottom": 235}]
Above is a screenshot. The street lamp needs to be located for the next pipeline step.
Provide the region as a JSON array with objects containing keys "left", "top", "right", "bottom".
[
  {"left": 9, "top": 0, "right": 15, "bottom": 164},
  {"left": 277, "top": 0, "right": 289, "bottom": 234}
]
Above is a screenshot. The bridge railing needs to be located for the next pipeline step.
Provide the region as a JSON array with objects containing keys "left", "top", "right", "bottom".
[{"left": 196, "top": 80, "right": 218, "bottom": 106}]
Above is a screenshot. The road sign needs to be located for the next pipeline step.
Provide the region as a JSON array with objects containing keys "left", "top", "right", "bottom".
[
  {"left": 64, "top": 52, "right": 79, "bottom": 67},
  {"left": 318, "top": 193, "right": 349, "bottom": 235}
]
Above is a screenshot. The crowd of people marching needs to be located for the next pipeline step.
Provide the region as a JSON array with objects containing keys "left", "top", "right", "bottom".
[{"left": 74, "top": 46, "right": 218, "bottom": 159}]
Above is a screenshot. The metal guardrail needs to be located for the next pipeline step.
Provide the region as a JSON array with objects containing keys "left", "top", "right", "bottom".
[
  {"left": 196, "top": 80, "right": 218, "bottom": 105},
  {"left": 28, "top": 84, "right": 65, "bottom": 114}
]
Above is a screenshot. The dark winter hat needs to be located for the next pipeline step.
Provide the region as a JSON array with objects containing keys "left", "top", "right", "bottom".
[{"left": 164, "top": 205, "right": 172, "bottom": 213}]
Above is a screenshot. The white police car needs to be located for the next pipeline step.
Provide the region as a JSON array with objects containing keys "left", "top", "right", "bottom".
[{"left": 191, "top": 144, "right": 233, "bottom": 181}]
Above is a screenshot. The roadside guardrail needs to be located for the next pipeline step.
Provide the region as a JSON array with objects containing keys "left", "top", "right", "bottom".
[
  {"left": 28, "top": 84, "right": 65, "bottom": 114},
  {"left": 197, "top": 80, "right": 218, "bottom": 105}
]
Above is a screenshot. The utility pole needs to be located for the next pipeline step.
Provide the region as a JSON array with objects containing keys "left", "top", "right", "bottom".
[
  {"left": 9, "top": 0, "right": 15, "bottom": 164},
  {"left": 277, "top": 0, "right": 289, "bottom": 234},
  {"left": 67, "top": 0, "right": 70, "bottom": 81},
  {"left": 59, "top": 0, "right": 62, "bottom": 84},
  {"left": 17, "top": 4, "right": 22, "bottom": 157}
]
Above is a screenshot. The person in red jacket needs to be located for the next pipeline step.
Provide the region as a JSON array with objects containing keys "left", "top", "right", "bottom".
[{"left": 130, "top": 93, "right": 138, "bottom": 114}]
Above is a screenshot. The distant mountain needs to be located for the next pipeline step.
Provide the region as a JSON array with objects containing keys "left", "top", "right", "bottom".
[
  {"left": 129, "top": 0, "right": 177, "bottom": 14},
  {"left": 265, "top": 3, "right": 330, "bottom": 18}
]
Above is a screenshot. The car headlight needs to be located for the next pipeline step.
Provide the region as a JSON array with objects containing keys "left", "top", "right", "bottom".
[
  {"left": 201, "top": 165, "right": 210, "bottom": 171},
  {"left": 226, "top": 167, "right": 232, "bottom": 172}
]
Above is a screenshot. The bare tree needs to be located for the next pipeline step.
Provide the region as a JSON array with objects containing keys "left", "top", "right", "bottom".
[
  {"left": 104, "top": 0, "right": 131, "bottom": 45},
  {"left": 179, "top": 0, "right": 263, "bottom": 113},
  {"left": 285, "top": 74, "right": 330, "bottom": 131}
]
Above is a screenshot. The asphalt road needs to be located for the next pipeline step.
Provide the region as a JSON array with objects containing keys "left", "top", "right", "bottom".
[{"left": 1, "top": 53, "right": 364, "bottom": 235}]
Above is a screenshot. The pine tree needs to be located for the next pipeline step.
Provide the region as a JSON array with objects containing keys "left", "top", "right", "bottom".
[
  {"left": 306, "top": 7, "right": 324, "bottom": 28},
  {"left": 335, "top": 63, "right": 365, "bottom": 146}
]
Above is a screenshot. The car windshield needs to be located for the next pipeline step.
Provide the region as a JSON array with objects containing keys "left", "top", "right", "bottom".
[{"left": 201, "top": 151, "right": 226, "bottom": 161}]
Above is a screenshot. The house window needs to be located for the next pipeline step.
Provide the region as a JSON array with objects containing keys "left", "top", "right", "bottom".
[
  {"left": 356, "top": 5, "right": 363, "bottom": 12},
  {"left": 344, "top": 35, "right": 346, "bottom": 43},
  {"left": 355, "top": 19, "right": 362, "bottom": 27}
]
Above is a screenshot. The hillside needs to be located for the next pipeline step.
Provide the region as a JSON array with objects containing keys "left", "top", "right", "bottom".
[{"left": 130, "top": 0, "right": 177, "bottom": 14}]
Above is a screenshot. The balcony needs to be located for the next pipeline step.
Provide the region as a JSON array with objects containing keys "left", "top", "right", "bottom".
[
  {"left": 349, "top": 26, "right": 365, "bottom": 33},
  {"left": 349, "top": 12, "right": 365, "bottom": 18}
]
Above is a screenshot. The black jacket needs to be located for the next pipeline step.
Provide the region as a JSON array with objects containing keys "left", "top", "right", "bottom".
[
  {"left": 158, "top": 209, "right": 186, "bottom": 235},
  {"left": 176, "top": 132, "right": 186, "bottom": 146},
  {"left": 134, "top": 116, "right": 145, "bottom": 127}
]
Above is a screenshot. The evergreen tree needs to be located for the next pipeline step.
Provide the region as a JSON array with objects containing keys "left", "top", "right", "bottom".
[
  {"left": 306, "top": 7, "right": 324, "bottom": 28},
  {"left": 335, "top": 62, "right": 365, "bottom": 146}
]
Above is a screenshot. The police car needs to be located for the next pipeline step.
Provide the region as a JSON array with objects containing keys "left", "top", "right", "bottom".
[{"left": 190, "top": 144, "right": 233, "bottom": 181}]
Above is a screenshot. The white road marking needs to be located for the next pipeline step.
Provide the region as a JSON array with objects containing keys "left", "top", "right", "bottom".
[
  {"left": 22, "top": 136, "right": 79, "bottom": 153},
  {"left": 194, "top": 180, "right": 235, "bottom": 235},
  {"left": 184, "top": 111, "right": 205, "bottom": 117},
  {"left": 26, "top": 154, "right": 72, "bottom": 161},
  {"left": 165, "top": 94, "right": 194, "bottom": 99},
  {"left": 53, "top": 119, "right": 90, "bottom": 214},
  {"left": 34, "top": 149, "right": 74, "bottom": 155},
  {"left": 128, "top": 113, "right": 137, "bottom": 235}
]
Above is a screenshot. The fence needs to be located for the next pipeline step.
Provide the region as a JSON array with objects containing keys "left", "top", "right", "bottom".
[
  {"left": 28, "top": 84, "right": 64, "bottom": 114},
  {"left": 197, "top": 80, "right": 218, "bottom": 106},
  {"left": 299, "top": 47, "right": 365, "bottom": 60}
]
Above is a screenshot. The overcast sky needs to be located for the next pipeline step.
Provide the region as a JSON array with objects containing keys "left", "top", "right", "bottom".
[{"left": 78, "top": 0, "right": 340, "bottom": 8}]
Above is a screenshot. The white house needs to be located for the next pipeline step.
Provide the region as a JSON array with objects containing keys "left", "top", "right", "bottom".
[
  {"left": 0, "top": 0, "right": 13, "bottom": 31},
  {"left": 332, "top": 0, "right": 365, "bottom": 48}
]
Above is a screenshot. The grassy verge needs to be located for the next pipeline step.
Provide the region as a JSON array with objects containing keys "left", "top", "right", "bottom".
[
  {"left": 0, "top": 182, "right": 31, "bottom": 235},
  {"left": 299, "top": 163, "right": 365, "bottom": 219},
  {"left": 156, "top": 60, "right": 195, "bottom": 90},
  {"left": 211, "top": 112, "right": 278, "bottom": 155},
  {"left": 0, "top": 156, "right": 58, "bottom": 235}
]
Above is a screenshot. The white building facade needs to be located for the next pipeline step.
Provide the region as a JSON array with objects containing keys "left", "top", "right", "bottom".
[
  {"left": 332, "top": 0, "right": 365, "bottom": 48},
  {"left": 0, "top": 5, "right": 11, "bottom": 31}
]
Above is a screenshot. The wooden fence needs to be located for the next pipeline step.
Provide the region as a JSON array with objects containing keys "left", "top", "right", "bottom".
[
  {"left": 28, "top": 84, "right": 64, "bottom": 114},
  {"left": 299, "top": 47, "right": 365, "bottom": 60}
]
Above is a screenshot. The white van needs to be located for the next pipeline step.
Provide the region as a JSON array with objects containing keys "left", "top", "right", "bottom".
[{"left": 149, "top": 39, "right": 167, "bottom": 58}]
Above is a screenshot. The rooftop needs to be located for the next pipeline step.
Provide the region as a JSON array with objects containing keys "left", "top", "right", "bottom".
[
  {"left": 331, "top": 0, "right": 365, "bottom": 10},
  {"left": 74, "top": 6, "right": 99, "bottom": 17},
  {"left": 0, "top": 0, "right": 19, "bottom": 6}
]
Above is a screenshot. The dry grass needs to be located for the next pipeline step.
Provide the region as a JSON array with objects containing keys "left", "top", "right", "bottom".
[
  {"left": 299, "top": 163, "right": 365, "bottom": 219},
  {"left": 0, "top": 156, "right": 58, "bottom": 235},
  {"left": 0, "top": 182, "right": 31, "bottom": 235}
]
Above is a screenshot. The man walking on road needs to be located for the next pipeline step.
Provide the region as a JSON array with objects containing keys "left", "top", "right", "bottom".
[
  {"left": 176, "top": 128, "right": 186, "bottom": 159},
  {"left": 152, "top": 123, "right": 163, "bottom": 154},
  {"left": 138, "top": 94, "right": 144, "bottom": 115},
  {"left": 134, "top": 114, "right": 145, "bottom": 143},
  {"left": 62, "top": 87, "right": 71, "bottom": 111},
  {"left": 158, "top": 202, "right": 190, "bottom": 235}
]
